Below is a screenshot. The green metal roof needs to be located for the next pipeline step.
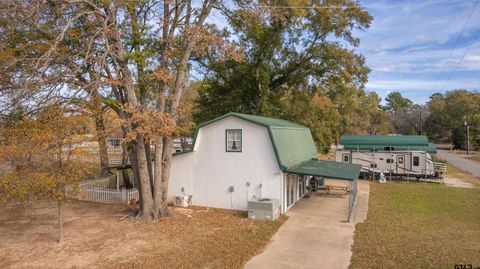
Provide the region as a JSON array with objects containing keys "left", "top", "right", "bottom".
[
  {"left": 340, "top": 135, "right": 430, "bottom": 146},
  {"left": 286, "top": 159, "right": 361, "bottom": 181},
  {"left": 269, "top": 127, "right": 318, "bottom": 168},
  {"left": 342, "top": 142, "right": 437, "bottom": 153},
  {"left": 220, "top": 113, "right": 307, "bottom": 129}
]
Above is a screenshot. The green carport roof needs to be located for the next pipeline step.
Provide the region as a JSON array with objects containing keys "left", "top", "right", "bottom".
[
  {"left": 285, "top": 159, "right": 361, "bottom": 181},
  {"left": 342, "top": 143, "right": 437, "bottom": 153},
  {"left": 340, "top": 135, "right": 430, "bottom": 146}
]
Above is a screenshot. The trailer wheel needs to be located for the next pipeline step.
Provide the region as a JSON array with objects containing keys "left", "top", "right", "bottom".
[{"left": 361, "top": 174, "right": 369, "bottom": 180}]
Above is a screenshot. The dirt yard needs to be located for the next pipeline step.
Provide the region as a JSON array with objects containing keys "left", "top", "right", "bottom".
[{"left": 0, "top": 201, "right": 285, "bottom": 269}]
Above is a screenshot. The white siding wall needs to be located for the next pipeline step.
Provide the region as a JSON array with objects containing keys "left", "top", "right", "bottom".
[{"left": 168, "top": 116, "right": 283, "bottom": 211}]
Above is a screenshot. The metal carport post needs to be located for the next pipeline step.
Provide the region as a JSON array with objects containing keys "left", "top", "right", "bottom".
[{"left": 347, "top": 177, "right": 358, "bottom": 222}]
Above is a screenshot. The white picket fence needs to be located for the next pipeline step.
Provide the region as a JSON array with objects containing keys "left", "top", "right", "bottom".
[{"left": 77, "top": 178, "right": 139, "bottom": 205}]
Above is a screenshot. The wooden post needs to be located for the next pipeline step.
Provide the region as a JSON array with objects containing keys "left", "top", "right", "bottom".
[
  {"left": 122, "top": 187, "right": 127, "bottom": 205},
  {"left": 58, "top": 200, "right": 64, "bottom": 243},
  {"left": 116, "top": 169, "right": 120, "bottom": 191}
]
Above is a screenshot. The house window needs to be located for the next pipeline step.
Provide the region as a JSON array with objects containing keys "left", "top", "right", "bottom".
[
  {"left": 226, "top": 129, "right": 242, "bottom": 152},
  {"left": 413, "top": 156, "right": 420, "bottom": 166},
  {"left": 108, "top": 139, "right": 121, "bottom": 148}
]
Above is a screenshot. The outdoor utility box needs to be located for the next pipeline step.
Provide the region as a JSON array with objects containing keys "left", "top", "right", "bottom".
[
  {"left": 174, "top": 194, "right": 192, "bottom": 207},
  {"left": 248, "top": 198, "right": 280, "bottom": 221}
]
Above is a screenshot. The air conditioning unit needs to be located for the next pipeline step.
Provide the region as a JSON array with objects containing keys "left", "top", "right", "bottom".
[
  {"left": 248, "top": 198, "right": 280, "bottom": 221},
  {"left": 174, "top": 194, "right": 192, "bottom": 207}
]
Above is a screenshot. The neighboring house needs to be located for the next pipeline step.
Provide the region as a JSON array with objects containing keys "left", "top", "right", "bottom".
[
  {"left": 107, "top": 138, "right": 122, "bottom": 149},
  {"left": 168, "top": 112, "right": 361, "bottom": 213},
  {"left": 173, "top": 137, "right": 193, "bottom": 152}
]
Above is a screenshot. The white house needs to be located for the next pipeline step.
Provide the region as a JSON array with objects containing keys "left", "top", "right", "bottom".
[{"left": 168, "top": 112, "right": 360, "bottom": 213}]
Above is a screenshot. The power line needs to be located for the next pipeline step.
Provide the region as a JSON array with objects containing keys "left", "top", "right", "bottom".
[
  {"left": 432, "top": 0, "right": 479, "bottom": 91},
  {"left": 206, "top": 0, "right": 463, "bottom": 10},
  {"left": 441, "top": 28, "right": 480, "bottom": 91}
]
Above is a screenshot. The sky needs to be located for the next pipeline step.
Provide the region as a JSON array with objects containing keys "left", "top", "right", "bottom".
[{"left": 356, "top": 0, "right": 480, "bottom": 104}]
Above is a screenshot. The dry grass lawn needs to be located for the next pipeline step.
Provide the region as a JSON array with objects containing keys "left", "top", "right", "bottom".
[
  {"left": 0, "top": 201, "right": 285, "bottom": 269},
  {"left": 444, "top": 164, "right": 480, "bottom": 188},
  {"left": 350, "top": 182, "right": 480, "bottom": 269}
]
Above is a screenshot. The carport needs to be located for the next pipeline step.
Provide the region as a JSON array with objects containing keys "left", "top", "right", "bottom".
[{"left": 285, "top": 159, "right": 362, "bottom": 222}]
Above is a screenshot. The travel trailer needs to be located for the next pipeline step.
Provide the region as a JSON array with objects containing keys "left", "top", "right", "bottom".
[{"left": 336, "top": 135, "right": 446, "bottom": 180}]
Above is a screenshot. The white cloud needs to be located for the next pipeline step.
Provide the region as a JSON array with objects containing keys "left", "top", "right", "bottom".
[{"left": 366, "top": 77, "right": 480, "bottom": 91}]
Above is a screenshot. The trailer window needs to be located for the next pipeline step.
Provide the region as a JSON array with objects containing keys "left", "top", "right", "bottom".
[
  {"left": 398, "top": 157, "right": 404, "bottom": 164},
  {"left": 386, "top": 159, "right": 394, "bottom": 163},
  {"left": 370, "top": 163, "right": 377, "bottom": 168},
  {"left": 343, "top": 154, "right": 350, "bottom": 163},
  {"left": 413, "top": 156, "right": 420, "bottom": 166}
]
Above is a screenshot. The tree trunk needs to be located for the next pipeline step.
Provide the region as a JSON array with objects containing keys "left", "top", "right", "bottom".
[
  {"left": 120, "top": 125, "right": 133, "bottom": 189},
  {"left": 87, "top": 70, "right": 110, "bottom": 178},
  {"left": 153, "top": 137, "right": 167, "bottom": 215},
  {"left": 58, "top": 200, "right": 64, "bottom": 243},
  {"left": 133, "top": 138, "right": 157, "bottom": 221},
  {"left": 158, "top": 137, "right": 175, "bottom": 217},
  {"left": 122, "top": 143, "right": 132, "bottom": 188},
  {"left": 145, "top": 141, "right": 154, "bottom": 196},
  {"left": 93, "top": 104, "right": 110, "bottom": 177}
]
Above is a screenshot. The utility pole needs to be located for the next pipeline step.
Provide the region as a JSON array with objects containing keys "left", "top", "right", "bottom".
[
  {"left": 464, "top": 120, "right": 470, "bottom": 155},
  {"left": 467, "top": 125, "right": 470, "bottom": 155},
  {"left": 420, "top": 110, "right": 423, "bottom": 135}
]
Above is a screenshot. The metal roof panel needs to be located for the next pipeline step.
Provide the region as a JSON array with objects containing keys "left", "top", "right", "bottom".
[{"left": 286, "top": 159, "right": 361, "bottom": 181}]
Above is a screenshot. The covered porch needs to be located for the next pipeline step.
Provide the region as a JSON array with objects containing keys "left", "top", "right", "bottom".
[
  {"left": 245, "top": 179, "right": 369, "bottom": 269},
  {"left": 283, "top": 159, "right": 361, "bottom": 221}
]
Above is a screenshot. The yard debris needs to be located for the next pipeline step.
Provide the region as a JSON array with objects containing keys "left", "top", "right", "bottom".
[{"left": 118, "top": 215, "right": 129, "bottom": 221}]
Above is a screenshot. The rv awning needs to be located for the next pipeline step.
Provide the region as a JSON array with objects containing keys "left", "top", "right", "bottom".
[{"left": 285, "top": 159, "right": 361, "bottom": 181}]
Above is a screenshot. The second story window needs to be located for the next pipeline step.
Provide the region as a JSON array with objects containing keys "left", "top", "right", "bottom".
[
  {"left": 226, "top": 129, "right": 242, "bottom": 152},
  {"left": 108, "top": 139, "right": 122, "bottom": 148}
]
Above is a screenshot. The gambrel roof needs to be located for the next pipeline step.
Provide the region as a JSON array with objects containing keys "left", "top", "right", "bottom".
[{"left": 177, "top": 112, "right": 361, "bottom": 181}]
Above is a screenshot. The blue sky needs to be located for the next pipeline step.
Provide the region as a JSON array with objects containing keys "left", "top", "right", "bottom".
[{"left": 356, "top": 0, "right": 480, "bottom": 104}]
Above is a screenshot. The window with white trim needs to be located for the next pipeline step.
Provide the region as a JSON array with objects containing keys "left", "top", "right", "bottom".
[{"left": 226, "top": 129, "right": 242, "bottom": 152}]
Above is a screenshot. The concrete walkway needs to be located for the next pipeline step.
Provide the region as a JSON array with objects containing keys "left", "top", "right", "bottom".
[
  {"left": 244, "top": 180, "right": 369, "bottom": 269},
  {"left": 437, "top": 150, "right": 480, "bottom": 177}
]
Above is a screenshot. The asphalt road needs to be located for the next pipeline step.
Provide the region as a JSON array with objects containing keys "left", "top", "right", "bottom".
[{"left": 437, "top": 150, "right": 480, "bottom": 178}]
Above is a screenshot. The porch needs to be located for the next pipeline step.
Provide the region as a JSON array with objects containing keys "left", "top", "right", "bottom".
[{"left": 283, "top": 159, "right": 362, "bottom": 221}]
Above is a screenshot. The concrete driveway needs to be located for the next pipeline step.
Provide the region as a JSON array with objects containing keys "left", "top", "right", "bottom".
[
  {"left": 437, "top": 150, "right": 480, "bottom": 177},
  {"left": 244, "top": 180, "right": 369, "bottom": 269}
]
